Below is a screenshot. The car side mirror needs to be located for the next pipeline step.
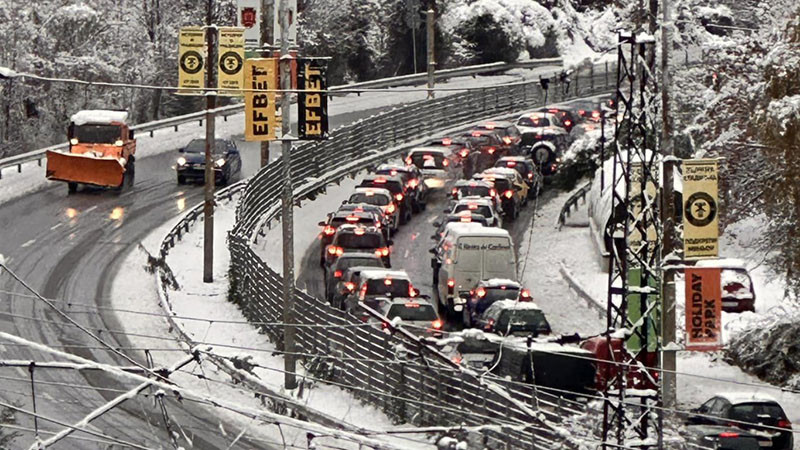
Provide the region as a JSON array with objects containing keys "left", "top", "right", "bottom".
[
  {"left": 428, "top": 248, "right": 436, "bottom": 254},
  {"left": 128, "top": 130, "right": 135, "bottom": 140},
  {"left": 178, "top": 148, "right": 185, "bottom": 153},
  {"left": 387, "top": 240, "right": 394, "bottom": 246},
  {"left": 67, "top": 123, "right": 75, "bottom": 139},
  {"left": 318, "top": 221, "right": 326, "bottom": 227}
]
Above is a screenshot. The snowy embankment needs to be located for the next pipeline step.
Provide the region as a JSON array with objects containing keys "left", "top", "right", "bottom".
[
  {"left": 113, "top": 196, "right": 431, "bottom": 449},
  {"left": 554, "top": 188, "right": 800, "bottom": 435}
]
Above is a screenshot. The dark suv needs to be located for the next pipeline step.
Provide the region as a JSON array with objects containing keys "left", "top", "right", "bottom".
[
  {"left": 472, "top": 121, "right": 523, "bottom": 155},
  {"left": 359, "top": 175, "right": 413, "bottom": 224},
  {"left": 687, "top": 394, "right": 793, "bottom": 450},
  {"left": 318, "top": 210, "right": 382, "bottom": 266},
  {"left": 324, "top": 225, "right": 391, "bottom": 268},
  {"left": 375, "top": 164, "right": 427, "bottom": 213},
  {"left": 176, "top": 138, "right": 242, "bottom": 185}
]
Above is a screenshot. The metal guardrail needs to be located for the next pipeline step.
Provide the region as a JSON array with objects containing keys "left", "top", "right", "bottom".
[
  {"left": 208, "top": 62, "right": 618, "bottom": 449},
  {"left": 557, "top": 181, "right": 593, "bottom": 230},
  {"left": 0, "top": 58, "right": 563, "bottom": 179}
]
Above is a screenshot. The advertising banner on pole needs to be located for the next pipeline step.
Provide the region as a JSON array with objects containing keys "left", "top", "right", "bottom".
[
  {"left": 684, "top": 267, "right": 722, "bottom": 351},
  {"left": 177, "top": 27, "right": 206, "bottom": 95},
  {"left": 217, "top": 27, "right": 245, "bottom": 96},
  {"left": 626, "top": 268, "right": 660, "bottom": 353},
  {"left": 237, "top": 0, "right": 261, "bottom": 48},
  {"left": 683, "top": 159, "right": 719, "bottom": 259},
  {"left": 244, "top": 58, "right": 279, "bottom": 141},
  {"left": 628, "top": 162, "right": 658, "bottom": 254},
  {"left": 297, "top": 58, "right": 328, "bottom": 140},
  {"left": 273, "top": 0, "right": 297, "bottom": 46}
]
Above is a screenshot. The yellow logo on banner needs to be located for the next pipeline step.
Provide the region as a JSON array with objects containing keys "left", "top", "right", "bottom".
[
  {"left": 683, "top": 159, "right": 719, "bottom": 259},
  {"left": 218, "top": 27, "right": 245, "bottom": 96},
  {"left": 178, "top": 27, "right": 206, "bottom": 95},
  {"left": 244, "top": 58, "right": 279, "bottom": 141}
]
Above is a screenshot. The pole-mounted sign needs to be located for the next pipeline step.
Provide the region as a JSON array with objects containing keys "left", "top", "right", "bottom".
[
  {"left": 218, "top": 27, "right": 245, "bottom": 96},
  {"left": 297, "top": 59, "right": 328, "bottom": 140},
  {"left": 237, "top": 0, "right": 262, "bottom": 48},
  {"left": 684, "top": 267, "right": 722, "bottom": 351},
  {"left": 244, "top": 58, "right": 279, "bottom": 141},
  {"left": 178, "top": 27, "right": 206, "bottom": 94},
  {"left": 683, "top": 159, "right": 719, "bottom": 259}
]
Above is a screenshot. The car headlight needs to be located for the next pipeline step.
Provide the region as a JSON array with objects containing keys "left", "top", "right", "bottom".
[
  {"left": 215, "top": 158, "right": 226, "bottom": 167},
  {"left": 177, "top": 157, "right": 187, "bottom": 166}
]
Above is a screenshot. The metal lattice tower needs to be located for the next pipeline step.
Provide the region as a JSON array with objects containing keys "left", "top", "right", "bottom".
[{"left": 602, "top": 31, "right": 662, "bottom": 448}]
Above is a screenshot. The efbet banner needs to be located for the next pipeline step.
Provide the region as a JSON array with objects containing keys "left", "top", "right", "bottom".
[
  {"left": 237, "top": 0, "right": 261, "bottom": 48},
  {"left": 297, "top": 58, "right": 329, "bottom": 140},
  {"left": 178, "top": 27, "right": 206, "bottom": 95},
  {"left": 684, "top": 267, "right": 722, "bottom": 351},
  {"left": 217, "top": 27, "right": 246, "bottom": 96},
  {"left": 683, "top": 159, "right": 720, "bottom": 259},
  {"left": 244, "top": 58, "right": 279, "bottom": 141}
]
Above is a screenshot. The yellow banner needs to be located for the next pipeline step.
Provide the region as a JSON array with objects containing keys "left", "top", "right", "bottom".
[
  {"left": 178, "top": 27, "right": 206, "bottom": 95},
  {"left": 244, "top": 58, "right": 279, "bottom": 141},
  {"left": 218, "top": 27, "right": 245, "bottom": 96},
  {"left": 683, "top": 159, "right": 719, "bottom": 259}
]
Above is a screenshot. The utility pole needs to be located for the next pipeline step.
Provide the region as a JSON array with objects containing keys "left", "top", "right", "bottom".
[
  {"left": 278, "top": 0, "right": 297, "bottom": 390},
  {"left": 660, "top": 0, "right": 677, "bottom": 411},
  {"left": 203, "top": 0, "right": 217, "bottom": 283},
  {"left": 260, "top": 0, "right": 270, "bottom": 167},
  {"left": 426, "top": 8, "right": 435, "bottom": 99}
]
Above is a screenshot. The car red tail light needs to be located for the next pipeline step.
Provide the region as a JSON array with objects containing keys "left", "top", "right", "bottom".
[
  {"left": 375, "top": 247, "right": 390, "bottom": 257},
  {"left": 432, "top": 319, "right": 443, "bottom": 330},
  {"left": 460, "top": 216, "right": 472, "bottom": 223},
  {"left": 459, "top": 149, "right": 469, "bottom": 158},
  {"left": 527, "top": 172, "right": 533, "bottom": 179},
  {"left": 471, "top": 131, "right": 482, "bottom": 137},
  {"left": 487, "top": 147, "right": 495, "bottom": 154},
  {"left": 409, "top": 286, "right": 417, "bottom": 297},
  {"left": 408, "top": 179, "right": 419, "bottom": 188},
  {"left": 520, "top": 289, "right": 531, "bottom": 300},
  {"left": 354, "top": 228, "right": 365, "bottom": 235},
  {"left": 381, "top": 321, "right": 390, "bottom": 329},
  {"left": 592, "top": 111, "right": 601, "bottom": 119},
  {"left": 489, "top": 188, "right": 497, "bottom": 197},
  {"left": 383, "top": 278, "right": 392, "bottom": 285},
  {"left": 504, "top": 190, "right": 513, "bottom": 199},
  {"left": 502, "top": 136, "right": 512, "bottom": 145},
  {"left": 442, "top": 138, "right": 452, "bottom": 145},
  {"left": 374, "top": 178, "right": 386, "bottom": 184},
  {"left": 405, "top": 157, "right": 412, "bottom": 165},
  {"left": 451, "top": 188, "right": 458, "bottom": 197},
  {"left": 467, "top": 203, "right": 478, "bottom": 210},
  {"left": 564, "top": 120, "right": 572, "bottom": 127},
  {"left": 334, "top": 270, "right": 342, "bottom": 278},
  {"left": 578, "top": 109, "right": 585, "bottom": 115},
  {"left": 327, "top": 246, "right": 337, "bottom": 255},
  {"left": 323, "top": 225, "right": 336, "bottom": 235},
  {"left": 395, "top": 193, "right": 404, "bottom": 201},
  {"left": 550, "top": 163, "right": 557, "bottom": 171},
  {"left": 506, "top": 161, "right": 517, "bottom": 167},
  {"left": 484, "top": 318, "right": 495, "bottom": 331},
  {"left": 476, "top": 287, "right": 486, "bottom": 298},
  {"left": 442, "top": 159, "right": 449, "bottom": 166},
  {"left": 346, "top": 215, "right": 359, "bottom": 222},
  {"left": 718, "top": 432, "right": 739, "bottom": 438},
  {"left": 778, "top": 419, "right": 792, "bottom": 429},
  {"left": 447, "top": 278, "right": 455, "bottom": 292},
  {"left": 344, "top": 282, "right": 355, "bottom": 291}
]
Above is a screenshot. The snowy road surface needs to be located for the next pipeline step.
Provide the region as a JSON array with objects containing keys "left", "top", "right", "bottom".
[{"left": 0, "top": 66, "right": 560, "bottom": 449}]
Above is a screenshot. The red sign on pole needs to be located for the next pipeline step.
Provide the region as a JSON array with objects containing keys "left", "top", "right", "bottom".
[{"left": 685, "top": 267, "right": 722, "bottom": 351}]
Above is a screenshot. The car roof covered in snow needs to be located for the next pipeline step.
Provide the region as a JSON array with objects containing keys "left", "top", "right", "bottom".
[
  {"left": 485, "top": 299, "right": 541, "bottom": 311},
  {"left": 443, "top": 222, "right": 509, "bottom": 238},
  {"left": 715, "top": 392, "right": 779, "bottom": 405},
  {"left": 71, "top": 110, "right": 129, "bottom": 126},
  {"left": 352, "top": 187, "right": 393, "bottom": 197},
  {"left": 455, "top": 196, "right": 493, "bottom": 206},
  {"left": 454, "top": 179, "right": 493, "bottom": 187},
  {"left": 476, "top": 120, "right": 515, "bottom": 129},
  {"left": 358, "top": 269, "right": 411, "bottom": 280},
  {"left": 407, "top": 147, "right": 447, "bottom": 156},
  {"left": 695, "top": 258, "right": 748, "bottom": 270},
  {"left": 480, "top": 279, "right": 522, "bottom": 288}
]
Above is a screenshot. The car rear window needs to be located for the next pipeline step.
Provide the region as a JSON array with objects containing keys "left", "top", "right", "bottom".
[
  {"left": 453, "top": 204, "right": 492, "bottom": 218},
  {"left": 361, "top": 180, "right": 402, "bottom": 194},
  {"left": 483, "top": 287, "right": 520, "bottom": 302},
  {"left": 410, "top": 153, "right": 445, "bottom": 169},
  {"left": 365, "top": 279, "right": 411, "bottom": 297},
  {"left": 331, "top": 217, "right": 374, "bottom": 228},
  {"left": 729, "top": 403, "right": 787, "bottom": 422},
  {"left": 335, "top": 233, "right": 382, "bottom": 249},
  {"left": 457, "top": 185, "right": 492, "bottom": 197},
  {"left": 335, "top": 257, "right": 383, "bottom": 271},
  {"left": 489, "top": 178, "right": 511, "bottom": 192},
  {"left": 387, "top": 303, "right": 438, "bottom": 321},
  {"left": 349, "top": 193, "right": 390, "bottom": 206},
  {"left": 495, "top": 309, "right": 551, "bottom": 335}
]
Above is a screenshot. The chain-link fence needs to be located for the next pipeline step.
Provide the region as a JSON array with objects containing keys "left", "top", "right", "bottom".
[{"left": 216, "top": 63, "right": 618, "bottom": 449}]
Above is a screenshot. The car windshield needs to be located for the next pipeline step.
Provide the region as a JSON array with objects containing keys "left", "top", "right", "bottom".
[
  {"left": 410, "top": 153, "right": 445, "bottom": 169},
  {"left": 483, "top": 287, "right": 520, "bottom": 302},
  {"left": 349, "top": 193, "right": 390, "bottom": 206},
  {"left": 453, "top": 204, "right": 492, "bottom": 218},
  {"left": 184, "top": 139, "right": 227, "bottom": 153},
  {"left": 365, "top": 279, "right": 410, "bottom": 297},
  {"left": 74, "top": 125, "right": 121, "bottom": 144},
  {"left": 457, "top": 185, "right": 492, "bottom": 197},
  {"left": 494, "top": 309, "right": 551, "bottom": 335},
  {"left": 336, "top": 258, "right": 382, "bottom": 271},
  {"left": 729, "top": 403, "right": 786, "bottom": 423},
  {"left": 335, "top": 233, "right": 382, "bottom": 249},
  {"left": 518, "top": 117, "right": 549, "bottom": 127},
  {"left": 387, "top": 303, "right": 438, "bottom": 321}
]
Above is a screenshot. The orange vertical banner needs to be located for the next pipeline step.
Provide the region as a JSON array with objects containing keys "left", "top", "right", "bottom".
[{"left": 684, "top": 267, "right": 722, "bottom": 351}]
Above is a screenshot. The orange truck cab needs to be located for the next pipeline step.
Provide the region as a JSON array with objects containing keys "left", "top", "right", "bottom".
[{"left": 46, "top": 110, "right": 136, "bottom": 193}]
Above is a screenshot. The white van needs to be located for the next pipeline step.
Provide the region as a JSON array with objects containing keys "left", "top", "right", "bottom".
[{"left": 430, "top": 223, "right": 517, "bottom": 317}]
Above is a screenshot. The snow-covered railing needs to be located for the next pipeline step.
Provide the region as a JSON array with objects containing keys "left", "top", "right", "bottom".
[
  {"left": 557, "top": 180, "right": 593, "bottom": 230},
  {"left": 0, "top": 58, "right": 564, "bottom": 179},
  {"left": 213, "top": 62, "right": 618, "bottom": 449}
]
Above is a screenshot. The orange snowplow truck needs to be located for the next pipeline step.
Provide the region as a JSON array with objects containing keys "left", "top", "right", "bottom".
[{"left": 45, "top": 110, "right": 136, "bottom": 193}]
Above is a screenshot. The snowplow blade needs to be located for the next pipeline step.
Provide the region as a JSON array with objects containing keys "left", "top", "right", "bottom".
[{"left": 45, "top": 150, "right": 124, "bottom": 188}]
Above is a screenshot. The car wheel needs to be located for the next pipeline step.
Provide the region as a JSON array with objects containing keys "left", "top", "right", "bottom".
[
  {"left": 412, "top": 200, "right": 421, "bottom": 214},
  {"left": 177, "top": 175, "right": 186, "bottom": 185},
  {"left": 67, "top": 182, "right": 78, "bottom": 194}
]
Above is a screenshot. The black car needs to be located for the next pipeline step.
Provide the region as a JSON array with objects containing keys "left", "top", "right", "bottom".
[
  {"left": 685, "top": 425, "right": 764, "bottom": 450},
  {"left": 687, "top": 393, "right": 793, "bottom": 450},
  {"left": 537, "top": 107, "right": 579, "bottom": 133},
  {"left": 324, "top": 225, "right": 391, "bottom": 268},
  {"left": 336, "top": 203, "right": 391, "bottom": 239},
  {"left": 460, "top": 131, "right": 506, "bottom": 178},
  {"left": 474, "top": 301, "right": 552, "bottom": 337},
  {"left": 495, "top": 156, "right": 542, "bottom": 197},
  {"left": 472, "top": 121, "right": 523, "bottom": 155},
  {"left": 431, "top": 212, "right": 489, "bottom": 241},
  {"left": 318, "top": 210, "right": 382, "bottom": 266},
  {"left": 359, "top": 175, "right": 413, "bottom": 224},
  {"left": 176, "top": 138, "right": 242, "bottom": 185},
  {"left": 375, "top": 164, "right": 427, "bottom": 213},
  {"left": 423, "top": 136, "right": 477, "bottom": 164},
  {"left": 324, "top": 252, "right": 385, "bottom": 303},
  {"left": 463, "top": 279, "right": 531, "bottom": 326}
]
